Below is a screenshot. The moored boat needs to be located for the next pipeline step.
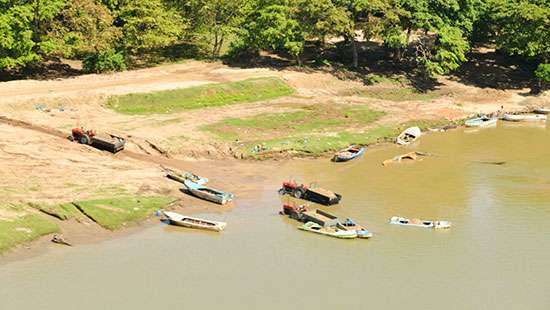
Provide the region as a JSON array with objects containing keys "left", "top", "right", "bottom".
[
  {"left": 183, "top": 180, "right": 234, "bottom": 205},
  {"left": 332, "top": 145, "right": 365, "bottom": 162},
  {"left": 396, "top": 126, "right": 422, "bottom": 145},
  {"left": 163, "top": 211, "right": 227, "bottom": 231},
  {"left": 501, "top": 113, "right": 547, "bottom": 122},
  {"left": 389, "top": 216, "right": 451, "bottom": 229},
  {"left": 534, "top": 107, "right": 550, "bottom": 115},
  {"left": 465, "top": 115, "right": 497, "bottom": 128},
  {"left": 338, "top": 218, "right": 373, "bottom": 238},
  {"left": 298, "top": 221, "right": 357, "bottom": 239}
]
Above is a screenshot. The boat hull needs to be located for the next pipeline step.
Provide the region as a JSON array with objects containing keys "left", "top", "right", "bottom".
[
  {"left": 465, "top": 117, "right": 497, "bottom": 128},
  {"left": 163, "top": 211, "right": 226, "bottom": 232},
  {"left": 298, "top": 222, "right": 357, "bottom": 239},
  {"left": 333, "top": 147, "right": 365, "bottom": 162},
  {"left": 183, "top": 180, "right": 234, "bottom": 205},
  {"left": 502, "top": 114, "right": 547, "bottom": 122}
]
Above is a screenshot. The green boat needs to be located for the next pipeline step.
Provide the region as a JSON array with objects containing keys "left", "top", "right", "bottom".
[{"left": 298, "top": 221, "right": 357, "bottom": 239}]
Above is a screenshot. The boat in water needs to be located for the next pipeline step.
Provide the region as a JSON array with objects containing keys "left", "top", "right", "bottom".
[
  {"left": 465, "top": 115, "right": 497, "bottom": 128},
  {"left": 338, "top": 218, "right": 373, "bottom": 238},
  {"left": 183, "top": 180, "right": 234, "bottom": 205},
  {"left": 501, "top": 113, "right": 547, "bottom": 122},
  {"left": 298, "top": 221, "right": 357, "bottom": 239},
  {"left": 534, "top": 107, "right": 550, "bottom": 115},
  {"left": 389, "top": 216, "right": 451, "bottom": 229},
  {"left": 396, "top": 127, "right": 422, "bottom": 145},
  {"left": 163, "top": 211, "right": 227, "bottom": 232},
  {"left": 332, "top": 145, "right": 365, "bottom": 162}
]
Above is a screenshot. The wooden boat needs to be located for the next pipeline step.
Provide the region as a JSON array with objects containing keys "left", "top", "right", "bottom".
[
  {"left": 338, "top": 218, "right": 373, "bottom": 238},
  {"left": 183, "top": 180, "right": 234, "bottom": 205},
  {"left": 396, "top": 126, "right": 421, "bottom": 145},
  {"left": 389, "top": 216, "right": 451, "bottom": 229},
  {"left": 162, "top": 211, "right": 226, "bottom": 231},
  {"left": 382, "top": 151, "right": 430, "bottom": 166},
  {"left": 332, "top": 145, "right": 365, "bottom": 162},
  {"left": 465, "top": 115, "right": 497, "bottom": 128},
  {"left": 298, "top": 221, "right": 357, "bottom": 239},
  {"left": 534, "top": 107, "right": 550, "bottom": 115},
  {"left": 164, "top": 166, "right": 208, "bottom": 185},
  {"left": 501, "top": 113, "right": 547, "bottom": 122}
]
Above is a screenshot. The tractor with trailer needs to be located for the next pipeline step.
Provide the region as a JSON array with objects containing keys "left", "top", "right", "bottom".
[{"left": 68, "top": 127, "right": 125, "bottom": 153}]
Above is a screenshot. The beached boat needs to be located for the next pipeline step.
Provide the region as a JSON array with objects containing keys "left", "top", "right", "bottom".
[
  {"left": 332, "top": 145, "right": 365, "bottom": 162},
  {"left": 163, "top": 211, "right": 227, "bottom": 231},
  {"left": 338, "top": 218, "right": 373, "bottom": 238},
  {"left": 396, "top": 126, "right": 422, "bottom": 145},
  {"left": 501, "top": 113, "right": 547, "bottom": 122},
  {"left": 164, "top": 167, "right": 209, "bottom": 185},
  {"left": 298, "top": 222, "right": 357, "bottom": 239},
  {"left": 534, "top": 107, "right": 550, "bottom": 115},
  {"left": 389, "top": 216, "right": 451, "bottom": 229},
  {"left": 183, "top": 180, "right": 234, "bottom": 205},
  {"left": 465, "top": 115, "right": 498, "bottom": 128}
]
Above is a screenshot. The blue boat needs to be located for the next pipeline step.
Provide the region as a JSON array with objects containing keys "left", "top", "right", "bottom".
[
  {"left": 332, "top": 145, "right": 365, "bottom": 162},
  {"left": 183, "top": 180, "right": 234, "bottom": 205},
  {"left": 465, "top": 115, "right": 497, "bottom": 128}
]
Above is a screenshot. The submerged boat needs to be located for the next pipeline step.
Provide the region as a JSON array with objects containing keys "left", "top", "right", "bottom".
[
  {"left": 382, "top": 151, "right": 430, "bottom": 166},
  {"left": 298, "top": 221, "right": 357, "bottom": 239},
  {"left": 534, "top": 107, "right": 550, "bottom": 115},
  {"left": 389, "top": 216, "right": 451, "bottom": 229},
  {"left": 332, "top": 145, "right": 365, "bottom": 162},
  {"left": 465, "top": 115, "right": 497, "bottom": 128},
  {"left": 163, "top": 211, "right": 227, "bottom": 231},
  {"left": 396, "top": 126, "right": 422, "bottom": 145},
  {"left": 183, "top": 180, "right": 234, "bottom": 205},
  {"left": 501, "top": 113, "right": 547, "bottom": 122}
]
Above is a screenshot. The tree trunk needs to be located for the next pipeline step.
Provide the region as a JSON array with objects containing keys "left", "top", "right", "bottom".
[
  {"left": 351, "top": 37, "right": 358, "bottom": 68},
  {"left": 212, "top": 31, "right": 219, "bottom": 57},
  {"left": 215, "top": 36, "right": 225, "bottom": 57}
]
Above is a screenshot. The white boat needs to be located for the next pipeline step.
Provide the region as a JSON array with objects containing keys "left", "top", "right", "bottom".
[
  {"left": 389, "top": 216, "right": 451, "bottom": 229},
  {"left": 501, "top": 113, "right": 547, "bottom": 122},
  {"left": 298, "top": 221, "right": 357, "bottom": 239},
  {"left": 534, "top": 107, "right": 550, "bottom": 115},
  {"left": 396, "top": 127, "right": 422, "bottom": 145},
  {"left": 464, "top": 115, "right": 498, "bottom": 128},
  {"left": 162, "top": 211, "right": 227, "bottom": 232}
]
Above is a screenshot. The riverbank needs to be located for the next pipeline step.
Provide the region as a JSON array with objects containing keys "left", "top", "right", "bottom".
[{"left": 1, "top": 58, "right": 549, "bottom": 258}]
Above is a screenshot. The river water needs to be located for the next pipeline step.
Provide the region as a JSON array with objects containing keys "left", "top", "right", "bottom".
[{"left": 1, "top": 123, "right": 550, "bottom": 310}]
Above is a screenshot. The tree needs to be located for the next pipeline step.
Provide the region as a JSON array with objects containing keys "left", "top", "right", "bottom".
[
  {"left": 45, "top": 0, "right": 121, "bottom": 58},
  {"left": 118, "top": 0, "right": 185, "bottom": 54}
]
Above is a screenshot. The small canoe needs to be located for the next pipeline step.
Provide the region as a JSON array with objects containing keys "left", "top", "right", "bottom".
[
  {"left": 338, "top": 218, "right": 373, "bottom": 238},
  {"left": 534, "top": 108, "right": 550, "bottom": 115},
  {"left": 298, "top": 221, "right": 357, "bottom": 239},
  {"left": 389, "top": 216, "right": 451, "bottom": 229},
  {"left": 183, "top": 180, "right": 234, "bottom": 205},
  {"left": 396, "top": 127, "right": 422, "bottom": 145},
  {"left": 501, "top": 114, "right": 547, "bottom": 122},
  {"left": 163, "top": 211, "right": 226, "bottom": 231},
  {"left": 465, "top": 115, "right": 497, "bottom": 128},
  {"left": 332, "top": 145, "right": 365, "bottom": 162}
]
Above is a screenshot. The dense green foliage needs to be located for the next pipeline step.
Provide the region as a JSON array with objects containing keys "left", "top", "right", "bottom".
[{"left": 0, "top": 0, "right": 548, "bottom": 82}]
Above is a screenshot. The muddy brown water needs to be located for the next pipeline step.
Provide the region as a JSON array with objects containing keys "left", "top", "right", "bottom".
[{"left": 1, "top": 123, "right": 550, "bottom": 309}]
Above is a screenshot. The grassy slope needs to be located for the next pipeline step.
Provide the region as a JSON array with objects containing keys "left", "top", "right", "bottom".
[
  {"left": 73, "top": 196, "right": 176, "bottom": 230},
  {"left": 203, "top": 104, "right": 393, "bottom": 156},
  {"left": 106, "top": 77, "right": 294, "bottom": 115},
  {"left": 0, "top": 210, "right": 59, "bottom": 253}
]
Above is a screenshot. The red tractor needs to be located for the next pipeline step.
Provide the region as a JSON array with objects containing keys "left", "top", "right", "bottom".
[
  {"left": 68, "top": 127, "right": 125, "bottom": 153},
  {"left": 278, "top": 180, "right": 342, "bottom": 206}
]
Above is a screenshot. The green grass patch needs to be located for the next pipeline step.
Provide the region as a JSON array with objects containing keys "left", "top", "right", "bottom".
[
  {"left": 73, "top": 196, "right": 175, "bottom": 230},
  {"left": 29, "top": 203, "right": 85, "bottom": 221},
  {"left": 0, "top": 212, "right": 59, "bottom": 253},
  {"left": 356, "top": 87, "right": 442, "bottom": 102},
  {"left": 203, "top": 104, "right": 385, "bottom": 142},
  {"left": 106, "top": 77, "right": 294, "bottom": 115}
]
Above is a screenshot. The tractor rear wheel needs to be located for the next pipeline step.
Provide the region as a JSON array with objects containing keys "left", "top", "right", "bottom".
[
  {"left": 79, "top": 135, "right": 90, "bottom": 145},
  {"left": 293, "top": 189, "right": 304, "bottom": 199}
]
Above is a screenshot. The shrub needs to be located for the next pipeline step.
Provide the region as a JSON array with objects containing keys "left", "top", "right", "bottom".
[
  {"left": 83, "top": 49, "right": 126, "bottom": 73},
  {"left": 535, "top": 64, "right": 550, "bottom": 83}
]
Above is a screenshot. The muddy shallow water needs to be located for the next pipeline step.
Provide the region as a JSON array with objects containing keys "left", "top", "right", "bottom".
[{"left": 1, "top": 123, "right": 550, "bottom": 310}]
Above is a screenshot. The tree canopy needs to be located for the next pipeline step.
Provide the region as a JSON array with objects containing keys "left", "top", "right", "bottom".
[{"left": 0, "top": 0, "right": 548, "bottom": 85}]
